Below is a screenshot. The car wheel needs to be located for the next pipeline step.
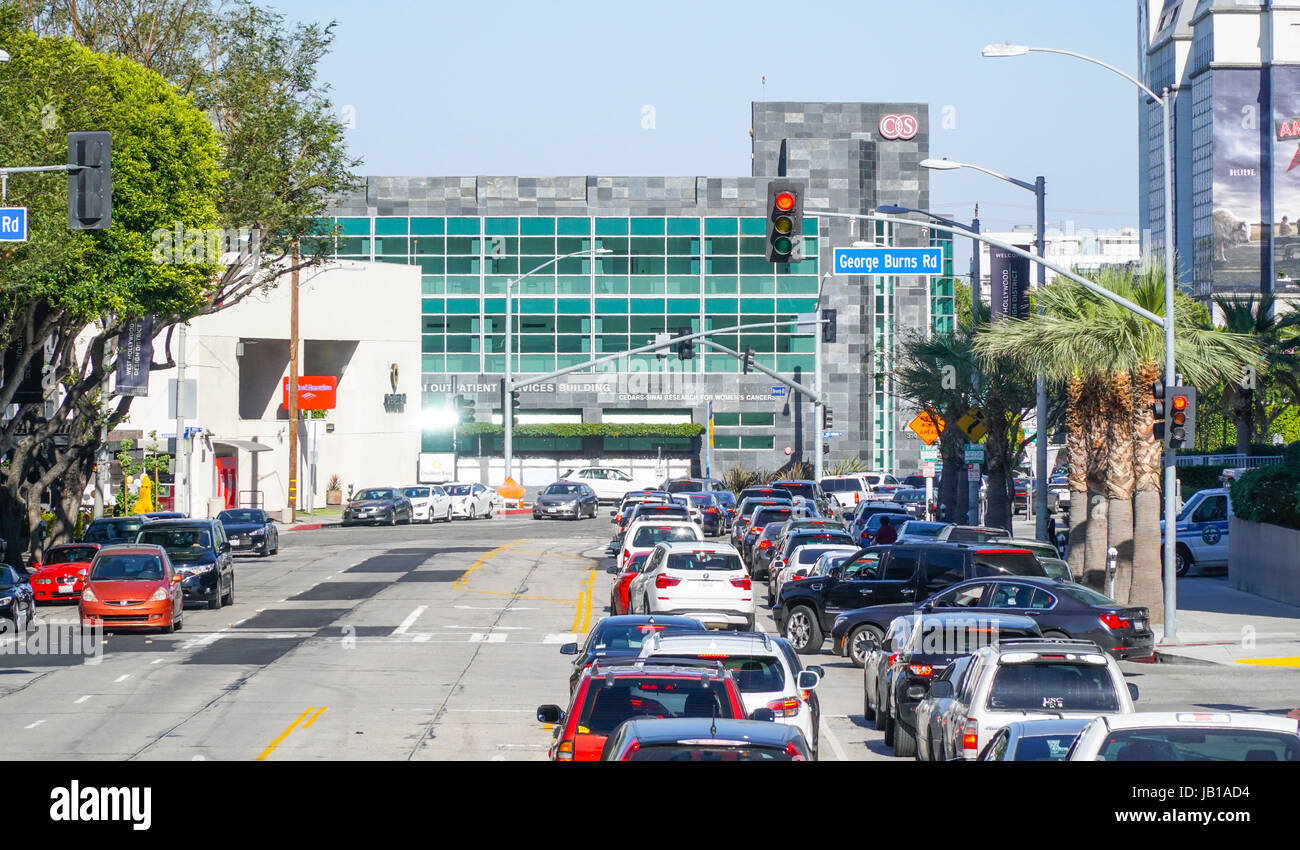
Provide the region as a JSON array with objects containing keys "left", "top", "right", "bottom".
[
  {"left": 486, "top": 503, "right": 494, "bottom": 519},
  {"left": 1042, "top": 629, "right": 1070, "bottom": 640},
  {"left": 468, "top": 505, "right": 476, "bottom": 521},
  {"left": 223, "top": 576, "right": 234, "bottom": 606},
  {"left": 883, "top": 712, "right": 895, "bottom": 747},
  {"left": 388, "top": 511, "right": 397, "bottom": 527},
  {"left": 894, "top": 720, "right": 917, "bottom": 757},
  {"left": 784, "top": 606, "right": 823, "bottom": 655},
  {"left": 258, "top": 542, "right": 269, "bottom": 557},
  {"left": 207, "top": 583, "right": 222, "bottom": 610},
  {"left": 1175, "top": 545, "right": 1192, "bottom": 577},
  {"left": 848, "top": 625, "right": 883, "bottom": 669},
  {"left": 743, "top": 614, "right": 755, "bottom": 632},
  {"left": 165, "top": 615, "right": 178, "bottom": 634},
  {"left": 173, "top": 613, "right": 183, "bottom": 632}
]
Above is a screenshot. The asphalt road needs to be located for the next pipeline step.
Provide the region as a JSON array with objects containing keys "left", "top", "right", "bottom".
[{"left": 1, "top": 515, "right": 1295, "bottom": 761}]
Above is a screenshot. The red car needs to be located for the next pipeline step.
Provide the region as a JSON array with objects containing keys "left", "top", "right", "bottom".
[
  {"left": 537, "top": 662, "right": 749, "bottom": 761},
  {"left": 607, "top": 552, "right": 650, "bottom": 616},
  {"left": 30, "top": 543, "right": 100, "bottom": 602}
]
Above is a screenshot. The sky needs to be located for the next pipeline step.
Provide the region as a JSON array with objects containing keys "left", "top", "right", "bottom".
[{"left": 268, "top": 0, "right": 1142, "bottom": 241}]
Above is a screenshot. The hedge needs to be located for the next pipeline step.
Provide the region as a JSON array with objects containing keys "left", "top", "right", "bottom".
[
  {"left": 1230, "top": 463, "right": 1300, "bottom": 531},
  {"left": 456, "top": 422, "right": 703, "bottom": 438}
]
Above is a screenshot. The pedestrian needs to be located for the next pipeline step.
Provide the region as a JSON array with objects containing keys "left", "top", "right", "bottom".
[
  {"left": 1046, "top": 513, "right": 1057, "bottom": 545},
  {"left": 1281, "top": 216, "right": 1293, "bottom": 237},
  {"left": 875, "top": 514, "right": 898, "bottom": 545}
]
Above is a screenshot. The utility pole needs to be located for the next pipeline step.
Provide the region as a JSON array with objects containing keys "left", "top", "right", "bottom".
[
  {"left": 287, "top": 241, "right": 300, "bottom": 523},
  {"left": 175, "top": 322, "right": 188, "bottom": 516},
  {"left": 968, "top": 207, "right": 982, "bottom": 526}
]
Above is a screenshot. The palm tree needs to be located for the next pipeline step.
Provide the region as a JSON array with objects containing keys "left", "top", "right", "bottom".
[{"left": 1213, "top": 294, "right": 1300, "bottom": 453}]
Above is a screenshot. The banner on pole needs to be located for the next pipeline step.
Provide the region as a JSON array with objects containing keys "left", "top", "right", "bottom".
[
  {"left": 989, "top": 245, "right": 1031, "bottom": 320},
  {"left": 116, "top": 317, "right": 154, "bottom": 397}
]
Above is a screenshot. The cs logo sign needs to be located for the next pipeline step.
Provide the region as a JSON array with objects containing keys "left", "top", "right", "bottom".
[{"left": 878, "top": 113, "right": 919, "bottom": 141}]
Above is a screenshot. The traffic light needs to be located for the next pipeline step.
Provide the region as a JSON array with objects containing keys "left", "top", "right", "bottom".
[
  {"left": 822, "top": 308, "right": 837, "bottom": 343},
  {"left": 511, "top": 389, "right": 522, "bottom": 410},
  {"left": 742, "top": 347, "right": 756, "bottom": 374},
  {"left": 1151, "top": 381, "right": 1166, "bottom": 442},
  {"left": 822, "top": 407, "right": 833, "bottom": 429},
  {"left": 67, "top": 131, "right": 112, "bottom": 230},
  {"left": 765, "top": 180, "right": 804, "bottom": 262},
  {"left": 676, "top": 326, "right": 695, "bottom": 361},
  {"left": 1168, "top": 386, "right": 1196, "bottom": 449},
  {"left": 453, "top": 394, "right": 475, "bottom": 422}
]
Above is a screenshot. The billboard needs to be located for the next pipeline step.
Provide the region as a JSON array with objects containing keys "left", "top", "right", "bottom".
[
  {"left": 1272, "top": 66, "right": 1300, "bottom": 293},
  {"left": 1210, "top": 69, "right": 1266, "bottom": 294},
  {"left": 989, "top": 245, "right": 1031, "bottom": 320}
]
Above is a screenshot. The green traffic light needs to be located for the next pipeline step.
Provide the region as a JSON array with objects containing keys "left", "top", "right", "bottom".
[{"left": 774, "top": 236, "right": 792, "bottom": 254}]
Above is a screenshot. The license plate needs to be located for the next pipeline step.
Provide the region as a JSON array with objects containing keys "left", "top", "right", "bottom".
[
  {"left": 548, "top": 507, "right": 560, "bottom": 513},
  {"left": 58, "top": 583, "right": 74, "bottom": 593},
  {"left": 1132, "top": 620, "right": 1145, "bottom": 630}
]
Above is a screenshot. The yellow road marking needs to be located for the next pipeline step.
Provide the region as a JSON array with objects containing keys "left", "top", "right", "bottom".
[
  {"left": 1235, "top": 656, "right": 1300, "bottom": 668},
  {"left": 581, "top": 568, "right": 597, "bottom": 633},
  {"left": 460, "top": 588, "right": 574, "bottom": 604},
  {"left": 302, "top": 706, "right": 328, "bottom": 728},
  {"left": 255, "top": 707, "right": 318, "bottom": 761},
  {"left": 453, "top": 542, "right": 526, "bottom": 589},
  {"left": 508, "top": 550, "right": 594, "bottom": 559},
  {"left": 456, "top": 539, "right": 600, "bottom": 633}
]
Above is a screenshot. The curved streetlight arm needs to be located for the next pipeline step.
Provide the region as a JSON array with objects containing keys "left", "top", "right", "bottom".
[
  {"left": 878, "top": 204, "right": 977, "bottom": 235},
  {"left": 1009, "top": 46, "right": 1163, "bottom": 104}
]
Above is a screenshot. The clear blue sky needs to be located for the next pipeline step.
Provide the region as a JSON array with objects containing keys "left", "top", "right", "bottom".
[{"left": 269, "top": 0, "right": 1141, "bottom": 236}]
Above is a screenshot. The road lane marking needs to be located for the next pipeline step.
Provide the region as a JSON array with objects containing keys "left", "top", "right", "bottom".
[
  {"left": 151, "top": 658, "right": 163, "bottom": 664},
  {"left": 1235, "top": 656, "right": 1300, "bottom": 667},
  {"left": 543, "top": 633, "right": 577, "bottom": 644},
  {"left": 114, "top": 674, "right": 130, "bottom": 683},
  {"left": 74, "top": 695, "right": 91, "bottom": 704},
  {"left": 25, "top": 720, "right": 45, "bottom": 730},
  {"left": 469, "top": 633, "right": 508, "bottom": 643},
  {"left": 454, "top": 605, "right": 538, "bottom": 611},
  {"left": 572, "top": 568, "right": 597, "bottom": 633},
  {"left": 453, "top": 541, "right": 529, "bottom": 589},
  {"left": 254, "top": 707, "right": 317, "bottom": 761},
  {"left": 302, "top": 706, "right": 327, "bottom": 728},
  {"left": 444, "top": 624, "right": 530, "bottom": 630},
  {"left": 394, "top": 606, "right": 428, "bottom": 635},
  {"left": 821, "top": 717, "right": 850, "bottom": 762}
]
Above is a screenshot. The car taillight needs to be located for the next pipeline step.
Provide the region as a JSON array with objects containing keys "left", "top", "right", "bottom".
[
  {"left": 1100, "top": 614, "right": 1131, "bottom": 630},
  {"left": 621, "top": 740, "right": 640, "bottom": 760},
  {"left": 767, "top": 697, "right": 800, "bottom": 717},
  {"left": 730, "top": 576, "right": 751, "bottom": 590},
  {"left": 556, "top": 739, "right": 575, "bottom": 761},
  {"left": 784, "top": 741, "right": 806, "bottom": 761},
  {"left": 655, "top": 574, "right": 681, "bottom": 588},
  {"left": 758, "top": 540, "right": 771, "bottom": 549},
  {"left": 962, "top": 719, "right": 978, "bottom": 751},
  {"left": 887, "top": 653, "right": 898, "bottom": 667},
  {"left": 622, "top": 550, "right": 631, "bottom": 561},
  {"left": 907, "top": 664, "right": 933, "bottom": 677}
]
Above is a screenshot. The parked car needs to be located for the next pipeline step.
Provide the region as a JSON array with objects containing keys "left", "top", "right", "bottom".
[
  {"left": 1161, "top": 486, "right": 1232, "bottom": 576},
  {"left": 444, "top": 482, "right": 495, "bottom": 520},
  {"left": 30, "top": 543, "right": 100, "bottom": 603},
  {"left": 978, "top": 718, "right": 1092, "bottom": 761},
  {"left": 342, "top": 487, "right": 414, "bottom": 526},
  {"left": 401, "top": 485, "right": 452, "bottom": 523},
  {"left": 560, "top": 466, "right": 654, "bottom": 502},
  {"left": 1066, "top": 711, "right": 1300, "bottom": 761},
  {"left": 1049, "top": 474, "right": 1070, "bottom": 515},
  {"left": 78, "top": 545, "right": 184, "bottom": 633},
  {"left": 532, "top": 481, "right": 599, "bottom": 520},
  {"left": 600, "top": 717, "right": 813, "bottom": 761},
  {"left": 932, "top": 638, "right": 1138, "bottom": 760},
  {"left": 537, "top": 661, "right": 748, "bottom": 761},
  {"left": 557, "top": 614, "right": 706, "bottom": 693},
  {"left": 0, "top": 564, "right": 36, "bottom": 633},
  {"left": 627, "top": 540, "right": 753, "bottom": 629},
  {"left": 136, "top": 519, "right": 236, "bottom": 610},
  {"left": 217, "top": 508, "right": 280, "bottom": 556},
  {"left": 777, "top": 542, "right": 1047, "bottom": 655},
  {"left": 81, "top": 516, "right": 149, "bottom": 544}
]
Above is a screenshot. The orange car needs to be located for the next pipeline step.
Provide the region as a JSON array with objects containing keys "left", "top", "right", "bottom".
[
  {"left": 79, "top": 545, "right": 184, "bottom": 633},
  {"left": 30, "top": 543, "right": 100, "bottom": 602}
]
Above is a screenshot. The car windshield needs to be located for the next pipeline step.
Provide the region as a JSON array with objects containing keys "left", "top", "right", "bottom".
[
  {"left": 1096, "top": 729, "right": 1300, "bottom": 761},
  {"left": 631, "top": 526, "right": 700, "bottom": 547},
  {"left": 628, "top": 744, "right": 792, "bottom": 761},
  {"left": 820, "top": 479, "right": 864, "bottom": 492},
  {"left": 590, "top": 622, "right": 703, "bottom": 651},
  {"left": 865, "top": 513, "right": 907, "bottom": 530},
  {"left": 685, "top": 494, "right": 714, "bottom": 506},
  {"left": 218, "top": 510, "right": 261, "bottom": 523},
  {"left": 973, "top": 552, "right": 1047, "bottom": 577},
  {"left": 355, "top": 489, "right": 396, "bottom": 501},
  {"left": 753, "top": 508, "right": 793, "bottom": 526},
  {"left": 810, "top": 554, "right": 851, "bottom": 576},
  {"left": 543, "top": 483, "right": 582, "bottom": 495},
  {"left": 893, "top": 490, "right": 923, "bottom": 502},
  {"left": 635, "top": 506, "right": 689, "bottom": 520},
  {"left": 790, "top": 533, "right": 855, "bottom": 550},
  {"left": 665, "top": 551, "right": 744, "bottom": 572},
  {"left": 794, "top": 546, "right": 847, "bottom": 565},
  {"left": 577, "top": 678, "right": 738, "bottom": 735},
  {"left": 138, "top": 528, "right": 212, "bottom": 552},
  {"left": 83, "top": 521, "right": 144, "bottom": 543},
  {"left": 772, "top": 482, "right": 815, "bottom": 498},
  {"left": 665, "top": 480, "right": 703, "bottom": 493},
  {"left": 45, "top": 546, "right": 98, "bottom": 564},
  {"left": 90, "top": 554, "right": 166, "bottom": 581},
  {"left": 948, "top": 528, "right": 1009, "bottom": 543},
  {"left": 1015, "top": 733, "right": 1083, "bottom": 761},
  {"left": 1055, "top": 584, "right": 1121, "bottom": 607},
  {"left": 403, "top": 488, "right": 430, "bottom": 498},
  {"left": 987, "top": 663, "right": 1120, "bottom": 712},
  {"left": 445, "top": 485, "right": 471, "bottom": 496},
  {"left": 900, "top": 522, "right": 947, "bottom": 538}
]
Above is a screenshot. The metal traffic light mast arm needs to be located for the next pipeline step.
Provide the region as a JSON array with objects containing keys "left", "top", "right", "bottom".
[
  {"left": 697, "top": 338, "right": 823, "bottom": 404},
  {"left": 0, "top": 164, "right": 83, "bottom": 201}
]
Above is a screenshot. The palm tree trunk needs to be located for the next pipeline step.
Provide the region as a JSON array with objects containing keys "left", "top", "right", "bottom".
[
  {"left": 938, "top": 410, "right": 964, "bottom": 523},
  {"left": 1130, "top": 361, "right": 1166, "bottom": 623},
  {"left": 983, "top": 391, "right": 1011, "bottom": 533},
  {"left": 1105, "top": 371, "right": 1136, "bottom": 602},
  {"left": 1083, "top": 375, "right": 1110, "bottom": 591},
  {"left": 1065, "top": 375, "right": 1088, "bottom": 579},
  {"left": 1231, "top": 384, "right": 1252, "bottom": 455}
]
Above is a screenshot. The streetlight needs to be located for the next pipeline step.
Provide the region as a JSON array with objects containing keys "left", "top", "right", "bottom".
[
  {"left": 503, "top": 248, "right": 610, "bottom": 486},
  {"left": 918, "top": 157, "right": 1051, "bottom": 541},
  {"left": 983, "top": 42, "right": 1179, "bottom": 640},
  {"left": 0, "top": 49, "right": 10, "bottom": 62}
]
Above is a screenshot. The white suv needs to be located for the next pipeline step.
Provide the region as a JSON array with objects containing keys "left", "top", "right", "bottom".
[
  {"left": 626, "top": 541, "right": 754, "bottom": 629},
  {"left": 637, "top": 631, "right": 823, "bottom": 758},
  {"left": 933, "top": 638, "right": 1137, "bottom": 760},
  {"left": 618, "top": 519, "right": 702, "bottom": 570},
  {"left": 1067, "top": 711, "right": 1300, "bottom": 761}
]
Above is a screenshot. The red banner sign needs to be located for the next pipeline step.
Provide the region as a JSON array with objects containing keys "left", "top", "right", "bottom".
[{"left": 282, "top": 375, "right": 337, "bottom": 410}]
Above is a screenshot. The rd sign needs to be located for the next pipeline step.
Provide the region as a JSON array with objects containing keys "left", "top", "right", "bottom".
[
  {"left": 0, "top": 208, "right": 28, "bottom": 242},
  {"left": 833, "top": 247, "right": 943, "bottom": 276}
]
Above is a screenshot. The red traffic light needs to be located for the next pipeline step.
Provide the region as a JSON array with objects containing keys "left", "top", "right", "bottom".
[
  {"left": 775, "top": 191, "right": 795, "bottom": 211},
  {"left": 1171, "top": 395, "right": 1188, "bottom": 411}
]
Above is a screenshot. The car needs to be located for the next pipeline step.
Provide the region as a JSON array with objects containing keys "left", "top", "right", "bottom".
[
  {"left": 932, "top": 638, "right": 1138, "bottom": 760},
  {"left": 978, "top": 718, "right": 1092, "bottom": 761},
  {"left": 769, "top": 544, "right": 860, "bottom": 606},
  {"left": 135, "top": 519, "right": 235, "bottom": 610},
  {"left": 778, "top": 542, "right": 1048, "bottom": 655},
  {"left": 600, "top": 716, "right": 813, "bottom": 761},
  {"left": 627, "top": 540, "right": 754, "bottom": 629},
  {"left": 680, "top": 492, "right": 727, "bottom": 536},
  {"left": 854, "top": 511, "right": 910, "bottom": 546},
  {"left": 913, "top": 654, "right": 975, "bottom": 761},
  {"left": 712, "top": 490, "right": 739, "bottom": 528},
  {"left": 1161, "top": 486, "right": 1232, "bottom": 576},
  {"left": 900, "top": 474, "right": 928, "bottom": 489},
  {"left": 820, "top": 476, "right": 873, "bottom": 517},
  {"left": 895, "top": 520, "right": 950, "bottom": 543},
  {"left": 560, "top": 466, "right": 654, "bottom": 503},
  {"left": 143, "top": 511, "right": 186, "bottom": 520},
  {"left": 662, "top": 477, "right": 729, "bottom": 495},
  {"left": 934, "top": 525, "right": 1011, "bottom": 543},
  {"left": 768, "top": 480, "right": 833, "bottom": 518},
  {"left": 610, "top": 492, "right": 671, "bottom": 534},
  {"left": 78, "top": 545, "right": 184, "bottom": 633},
  {"left": 890, "top": 487, "right": 931, "bottom": 519},
  {"left": 536, "top": 661, "right": 749, "bottom": 761},
  {"left": 401, "top": 485, "right": 452, "bottom": 523},
  {"left": 532, "top": 481, "right": 599, "bottom": 520},
  {"left": 607, "top": 553, "right": 652, "bottom": 616},
  {"left": 860, "top": 472, "right": 901, "bottom": 494},
  {"left": 0, "top": 564, "right": 36, "bottom": 634},
  {"left": 730, "top": 496, "right": 793, "bottom": 551},
  {"left": 558, "top": 614, "right": 707, "bottom": 693},
  {"left": 216, "top": 508, "right": 280, "bottom": 556},
  {"left": 743, "top": 504, "right": 797, "bottom": 572},
  {"left": 847, "top": 501, "right": 910, "bottom": 542},
  {"left": 1066, "top": 711, "right": 1300, "bottom": 761},
  {"left": 1049, "top": 474, "right": 1070, "bottom": 515},
  {"left": 765, "top": 528, "right": 859, "bottom": 596},
  {"left": 81, "top": 516, "right": 150, "bottom": 544},
  {"left": 342, "top": 487, "right": 414, "bottom": 526},
  {"left": 748, "top": 522, "right": 789, "bottom": 578},
  {"left": 615, "top": 503, "right": 694, "bottom": 549},
  {"left": 617, "top": 519, "right": 703, "bottom": 570},
  {"left": 442, "top": 482, "right": 495, "bottom": 519},
  {"left": 638, "top": 631, "right": 824, "bottom": 758},
  {"left": 30, "top": 543, "right": 100, "bottom": 602},
  {"left": 864, "top": 612, "right": 1042, "bottom": 757},
  {"left": 987, "top": 537, "right": 1072, "bottom": 580}
]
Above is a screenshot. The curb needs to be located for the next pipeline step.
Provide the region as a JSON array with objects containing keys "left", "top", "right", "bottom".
[{"left": 1151, "top": 651, "right": 1221, "bottom": 667}]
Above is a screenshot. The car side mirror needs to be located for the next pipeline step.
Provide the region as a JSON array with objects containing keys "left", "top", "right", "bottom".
[
  {"left": 537, "top": 704, "right": 563, "bottom": 724},
  {"left": 559, "top": 643, "right": 579, "bottom": 655},
  {"left": 828, "top": 566, "right": 842, "bottom": 580},
  {"left": 1127, "top": 682, "right": 1139, "bottom": 702},
  {"left": 749, "top": 708, "right": 776, "bottom": 722},
  {"left": 605, "top": 566, "right": 618, "bottom": 575},
  {"left": 806, "top": 665, "right": 825, "bottom": 679},
  {"left": 609, "top": 510, "right": 617, "bottom": 517},
  {"left": 929, "top": 680, "right": 954, "bottom": 699},
  {"left": 220, "top": 542, "right": 231, "bottom": 553},
  {"left": 796, "top": 670, "right": 821, "bottom": 691},
  {"left": 172, "top": 574, "right": 182, "bottom": 584}
]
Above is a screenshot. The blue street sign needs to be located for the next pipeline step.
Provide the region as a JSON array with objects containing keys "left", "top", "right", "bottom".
[
  {"left": 771, "top": 386, "right": 787, "bottom": 398},
  {"left": 832, "top": 246, "right": 943, "bottom": 276},
  {"left": 0, "top": 207, "right": 28, "bottom": 242},
  {"left": 822, "top": 431, "right": 844, "bottom": 439}
]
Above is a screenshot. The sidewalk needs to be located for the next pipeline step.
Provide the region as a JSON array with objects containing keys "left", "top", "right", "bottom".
[
  {"left": 278, "top": 504, "right": 531, "bottom": 533},
  {"left": 1153, "top": 576, "right": 1300, "bottom": 667}
]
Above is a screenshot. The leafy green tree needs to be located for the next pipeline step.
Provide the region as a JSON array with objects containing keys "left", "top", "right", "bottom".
[{"left": 1212, "top": 294, "right": 1300, "bottom": 454}]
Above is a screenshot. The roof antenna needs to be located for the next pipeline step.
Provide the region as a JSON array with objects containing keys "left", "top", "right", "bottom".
[{"left": 711, "top": 700, "right": 718, "bottom": 738}]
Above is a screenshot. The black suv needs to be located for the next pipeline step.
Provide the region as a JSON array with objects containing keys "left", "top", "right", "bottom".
[
  {"left": 135, "top": 519, "right": 235, "bottom": 609},
  {"left": 774, "top": 542, "right": 1046, "bottom": 654},
  {"left": 82, "top": 516, "right": 150, "bottom": 544}
]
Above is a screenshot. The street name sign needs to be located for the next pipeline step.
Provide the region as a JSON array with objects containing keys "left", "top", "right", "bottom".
[
  {"left": 833, "top": 246, "right": 943, "bottom": 276},
  {"left": 822, "top": 431, "right": 844, "bottom": 439},
  {"left": 0, "top": 208, "right": 28, "bottom": 242},
  {"left": 920, "top": 446, "right": 939, "bottom": 462},
  {"left": 771, "top": 386, "right": 787, "bottom": 398},
  {"left": 964, "top": 444, "right": 985, "bottom": 463}
]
